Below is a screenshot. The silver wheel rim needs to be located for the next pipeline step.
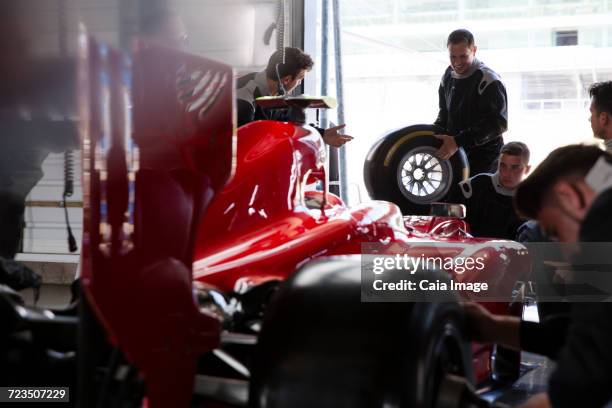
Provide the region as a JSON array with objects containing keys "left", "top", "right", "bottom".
[{"left": 396, "top": 146, "right": 452, "bottom": 204}]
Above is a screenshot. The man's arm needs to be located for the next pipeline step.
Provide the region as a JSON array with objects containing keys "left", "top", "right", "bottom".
[
  {"left": 463, "top": 301, "right": 570, "bottom": 358},
  {"left": 433, "top": 82, "right": 448, "bottom": 129},
  {"left": 322, "top": 124, "right": 353, "bottom": 147},
  {"left": 454, "top": 80, "right": 508, "bottom": 149}
]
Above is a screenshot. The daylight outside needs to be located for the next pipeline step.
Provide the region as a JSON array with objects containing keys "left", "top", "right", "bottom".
[{"left": 313, "top": 0, "right": 612, "bottom": 204}]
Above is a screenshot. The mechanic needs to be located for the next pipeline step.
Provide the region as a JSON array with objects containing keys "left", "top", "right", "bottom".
[
  {"left": 236, "top": 47, "right": 353, "bottom": 147},
  {"left": 451, "top": 141, "right": 530, "bottom": 240},
  {"left": 434, "top": 29, "right": 508, "bottom": 175},
  {"left": 589, "top": 81, "right": 612, "bottom": 153},
  {"left": 464, "top": 144, "right": 612, "bottom": 408}
]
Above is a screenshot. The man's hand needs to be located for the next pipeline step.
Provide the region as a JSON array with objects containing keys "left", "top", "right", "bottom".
[
  {"left": 518, "top": 393, "right": 551, "bottom": 408},
  {"left": 461, "top": 302, "right": 520, "bottom": 348},
  {"left": 462, "top": 302, "right": 498, "bottom": 343},
  {"left": 434, "top": 134, "right": 458, "bottom": 160},
  {"left": 323, "top": 124, "right": 354, "bottom": 147}
]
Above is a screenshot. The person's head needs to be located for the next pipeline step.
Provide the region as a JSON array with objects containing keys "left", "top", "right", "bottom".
[
  {"left": 265, "top": 47, "right": 314, "bottom": 94},
  {"left": 515, "top": 144, "right": 607, "bottom": 243},
  {"left": 140, "top": 7, "right": 188, "bottom": 49},
  {"left": 447, "top": 29, "right": 477, "bottom": 75},
  {"left": 588, "top": 81, "right": 612, "bottom": 140},
  {"left": 498, "top": 142, "right": 531, "bottom": 189}
]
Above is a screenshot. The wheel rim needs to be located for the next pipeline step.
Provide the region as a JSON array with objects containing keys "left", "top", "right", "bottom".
[{"left": 396, "top": 146, "right": 452, "bottom": 204}]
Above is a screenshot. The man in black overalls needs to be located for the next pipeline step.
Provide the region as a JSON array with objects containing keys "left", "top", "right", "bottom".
[{"left": 434, "top": 29, "right": 508, "bottom": 176}]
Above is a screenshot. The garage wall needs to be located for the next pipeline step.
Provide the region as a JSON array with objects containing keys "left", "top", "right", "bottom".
[
  {"left": 18, "top": 0, "right": 295, "bottom": 266},
  {"left": 176, "top": 0, "right": 281, "bottom": 72}
]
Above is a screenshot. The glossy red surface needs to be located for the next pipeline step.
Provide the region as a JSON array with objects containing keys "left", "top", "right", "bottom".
[
  {"left": 79, "top": 39, "right": 232, "bottom": 407},
  {"left": 80, "top": 37, "right": 528, "bottom": 402},
  {"left": 192, "top": 118, "right": 529, "bottom": 385}
]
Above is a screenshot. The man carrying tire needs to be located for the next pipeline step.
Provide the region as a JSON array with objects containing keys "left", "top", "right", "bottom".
[
  {"left": 452, "top": 141, "right": 530, "bottom": 240},
  {"left": 434, "top": 29, "right": 508, "bottom": 176}
]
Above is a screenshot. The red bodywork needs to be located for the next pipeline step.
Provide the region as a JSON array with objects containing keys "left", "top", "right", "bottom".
[
  {"left": 79, "top": 39, "right": 232, "bottom": 407},
  {"left": 79, "top": 40, "right": 528, "bottom": 405},
  {"left": 191, "top": 121, "right": 527, "bottom": 384}
]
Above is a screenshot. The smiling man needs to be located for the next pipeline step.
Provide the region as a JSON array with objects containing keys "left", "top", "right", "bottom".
[
  {"left": 452, "top": 141, "right": 531, "bottom": 240},
  {"left": 434, "top": 29, "right": 508, "bottom": 176}
]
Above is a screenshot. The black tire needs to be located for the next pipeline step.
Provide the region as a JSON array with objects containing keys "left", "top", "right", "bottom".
[
  {"left": 364, "top": 124, "right": 469, "bottom": 215},
  {"left": 402, "top": 302, "right": 473, "bottom": 408},
  {"left": 249, "top": 258, "right": 472, "bottom": 408}
]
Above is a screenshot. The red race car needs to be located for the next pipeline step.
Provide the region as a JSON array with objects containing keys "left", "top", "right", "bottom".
[{"left": 0, "top": 38, "right": 529, "bottom": 408}]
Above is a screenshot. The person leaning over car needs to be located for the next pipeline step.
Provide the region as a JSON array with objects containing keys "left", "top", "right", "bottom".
[
  {"left": 464, "top": 145, "right": 612, "bottom": 408},
  {"left": 450, "top": 141, "right": 530, "bottom": 240},
  {"left": 236, "top": 47, "right": 353, "bottom": 148},
  {"left": 434, "top": 29, "right": 508, "bottom": 176},
  {"left": 589, "top": 81, "right": 612, "bottom": 153}
]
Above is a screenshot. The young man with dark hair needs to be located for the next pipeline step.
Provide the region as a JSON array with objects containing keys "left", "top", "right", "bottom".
[
  {"left": 465, "top": 144, "right": 612, "bottom": 408},
  {"left": 452, "top": 141, "right": 530, "bottom": 240},
  {"left": 434, "top": 29, "right": 508, "bottom": 176},
  {"left": 588, "top": 80, "right": 612, "bottom": 152},
  {"left": 236, "top": 47, "right": 352, "bottom": 147}
]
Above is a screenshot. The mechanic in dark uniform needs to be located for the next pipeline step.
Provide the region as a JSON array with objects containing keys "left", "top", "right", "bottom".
[
  {"left": 236, "top": 47, "right": 353, "bottom": 147},
  {"left": 464, "top": 145, "right": 612, "bottom": 408},
  {"left": 452, "top": 141, "right": 530, "bottom": 240},
  {"left": 588, "top": 80, "right": 612, "bottom": 153},
  {"left": 434, "top": 29, "right": 508, "bottom": 176}
]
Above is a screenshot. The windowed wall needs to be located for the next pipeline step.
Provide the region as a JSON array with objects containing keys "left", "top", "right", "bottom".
[{"left": 313, "top": 0, "right": 612, "bottom": 204}]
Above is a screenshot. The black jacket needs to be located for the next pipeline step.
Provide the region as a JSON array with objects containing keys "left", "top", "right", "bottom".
[
  {"left": 236, "top": 71, "right": 289, "bottom": 127},
  {"left": 434, "top": 60, "right": 508, "bottom": 173},
  {"left": 452, "top": 172, "right": 522, "bottom": 240},
  {"left": 546, "top": 187, "right": 612, "bottom": 408}
]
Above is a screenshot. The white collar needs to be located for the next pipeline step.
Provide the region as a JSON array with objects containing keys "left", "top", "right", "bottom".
[
  {"left": 450, "top": 58, "right": 481, "bottom": 80},
  {"left": 491, "top": 172, "right": 515, "bottom": 196},
  {"left": 586, "top": 156, "right": 612, "bottom": 194}
]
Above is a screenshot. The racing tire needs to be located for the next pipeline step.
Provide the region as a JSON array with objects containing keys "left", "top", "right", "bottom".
[
  {"left": 364, "top": 124, "right": 469, "bottom": 215},
  {"left": 249, "top": 258, "right": 473, "bottom": 408},
  {"left": 402, "top": 301, "right": 474, "bottom": 408}
]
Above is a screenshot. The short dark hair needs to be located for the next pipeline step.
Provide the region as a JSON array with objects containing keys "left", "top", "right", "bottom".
[
  {"left": 501, "top": 141, "right": 530, "bottom": 164},
  {"left": 447, "top": 29, "right": 475, "bottom": 47},
  {"left": 265, "top": 47, "right": 314, "bottom": 80},
  {"left": 589, "top": 81, "right": 612, "bottom": 116},
  {"left": 514, "top": 144, "right": 607, "bottom": 219}
]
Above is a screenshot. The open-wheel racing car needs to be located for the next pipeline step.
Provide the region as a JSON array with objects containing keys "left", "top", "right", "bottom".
[{"left": 0, "top": 36, "right": 530, "bottom": 408}]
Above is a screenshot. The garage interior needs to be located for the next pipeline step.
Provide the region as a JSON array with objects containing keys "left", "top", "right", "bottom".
[{"left": 1, "top": 0, "right": 611, "bottom": 407}]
